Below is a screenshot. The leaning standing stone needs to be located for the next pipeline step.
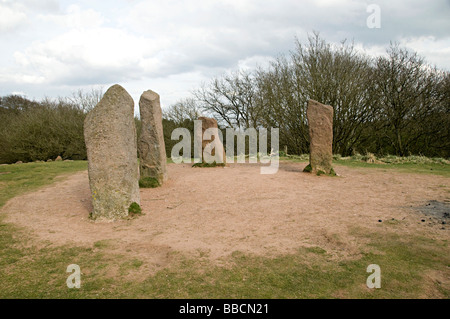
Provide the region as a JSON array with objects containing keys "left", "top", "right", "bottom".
[
  {"left": 305, "top": 99, "right": 334, "bottom": 175},
  {"left": 84, "top": 84, "right": 140, "bottom": 220},
  {"left": 138, "top": 90, "right": 168, "bottom": 185}
]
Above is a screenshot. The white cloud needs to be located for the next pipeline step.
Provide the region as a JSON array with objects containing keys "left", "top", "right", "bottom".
[
  {"left": 400, "top": 36, "right": 450, "bottom": 70},
  {"left": 237, "top": 55, "right": 274, "bottom": 71},
  {"left": 38, "top": 4, "right": 104, "bottom": 29},
  {"left": 0, "top": 72, "right": 45, "bottom": 84},
  {"left": 10, "top": 27, "right": 168, "bottom": 85},
  {"left": 11, "top": 91, "right": 27, "bottom": 96},
  {"left": 0, "top": 2, "right": 28, "bottom": 32},
  {"left": 0, "top": 0, "right": 60, "bottom": 33}
]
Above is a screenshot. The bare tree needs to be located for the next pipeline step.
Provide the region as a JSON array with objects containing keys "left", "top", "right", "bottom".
[
  {"left": 256, "top": 33, "right": 375, "bottom": 155},
  {"left": 66, "top": 87, "right": 104, "bottom": 112},
  {"left": 156, "top": 35, "right": 450, "bottom": 158},
  {"left": 194, "top": 70, "right": 263, "bottom": 129},
  {"left": 163, "top": 97, "right": 202, "bottom": 125},
  {"left": 290, "top": 33, "right": 375, "bottom": 155},
  {"left": 256, "top": 57, "right": 310, "bottom": 154},
  {"left": 371, "top": 43, "right": 446, "bottom": 156}
]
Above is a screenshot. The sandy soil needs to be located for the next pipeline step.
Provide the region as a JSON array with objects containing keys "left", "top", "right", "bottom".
[{"left": 2, "top": 162, "right": 449, "bottom": 269}]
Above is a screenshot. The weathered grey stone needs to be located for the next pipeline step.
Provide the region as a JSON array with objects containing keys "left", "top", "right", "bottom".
[
  {"left": 84, "top": 84, "right": 140, "bottom": 220},
  {"left": 138, "top": 90, "right": 168, "bottom": 185},
  {"left": 196, "top": 117, "right": 226, "bottom": 164},
  {"left": 306, "top": 99, "right": 334, "bottom": 175}
]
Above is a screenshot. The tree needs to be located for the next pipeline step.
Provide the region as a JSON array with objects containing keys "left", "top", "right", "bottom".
[
  {"left": 371, "top": 43, "right": 446, "bottom": 156},
  {"left": 194, "top": 70, "right": 263, "bottom": 129},
  {"left": 0, "top": 94, "right": 39, "bottom": 115},
  {"left": 163, "top": 98, "right": 202, "bottom": 125},
  {"left": 65, "top": 87, "right": 104, "bottom": 112},
  {"left": 289, "top": 33, "right": 375, "bottom": 156},
  {"left": 256, "top": 33, "right": 376, "bottom": 156},
  {"left": 0, "top": 97, "right": 87, "bottom": 163},
  {"left": 256, "top": 57, "right": 309, "bottom": 154}
]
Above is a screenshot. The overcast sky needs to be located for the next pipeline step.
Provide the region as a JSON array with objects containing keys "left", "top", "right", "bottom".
[{"left": 1, "top": 0, "right": 449, "bottom": 111}]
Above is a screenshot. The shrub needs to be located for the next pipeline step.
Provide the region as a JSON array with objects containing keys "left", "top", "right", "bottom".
[
  {"left": 192, "top": 161, "right": 226, "bottom": 168},
  {"left": 139, "top": 177, "right": 160, "bottom": 188},
  {"left": 128, "top": 202, "right": 142, "bottom": 216},
  {"left": 303, "top": 164, "right": 312, "bottom": 173},
  {"left": 0, "top": 96, "right": 87, "bottom": 163}
]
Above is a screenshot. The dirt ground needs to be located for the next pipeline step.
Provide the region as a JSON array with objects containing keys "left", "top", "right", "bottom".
[{"left": 2, "top": 162, "right": 449, "bottom": 270}]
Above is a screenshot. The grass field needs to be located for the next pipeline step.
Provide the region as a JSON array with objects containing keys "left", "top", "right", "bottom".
[
  {"left": 0, "top": 159, "right": 449, "bottom": 298},
  {"left": 0, "top": 161, "right": 88, "bottom": 207},
  {"left": 281, "top": 154, "right": 450, "bottom": 177}
]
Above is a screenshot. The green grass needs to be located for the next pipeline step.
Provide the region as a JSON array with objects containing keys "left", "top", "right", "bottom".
[
  {"left": 142, "top": 232, "right": 449, "bottom": 299},
  {"left": 0, "top": 161, "right": 88, "bottom": 207},
  {"left": 333, "top": 159, "right": 450, "bottom": 177},
  {"left": 280, "top": 154, "right": 450, "bottom": 177},
  {"left": 138, "top": 177, "right": 160, "bottom": 188},
  {"left": 0, "top": 159, "right": 449, "bottom": 298},
  {"left": 1, "top": 214, "right": 448, "bottom": 298},
  {"left": 192, "top": 161, "right": 226, "bottom": 168},
  {"left": 128, "top": 202, "right": 142, "bottom": 216}
]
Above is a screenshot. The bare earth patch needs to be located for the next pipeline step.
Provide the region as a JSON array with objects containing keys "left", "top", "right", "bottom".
[{"left": 2, "top": 162, "right": 449, "bottom": 270}]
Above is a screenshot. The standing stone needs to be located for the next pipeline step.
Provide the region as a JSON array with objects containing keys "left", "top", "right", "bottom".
[
  {"left": 195, "top": 117, "right": 226, "bottom": 164},
  {"left": 84, "top": 84, "right": 140, "bottom": 220},
  {"left": 305, "top": 99, "right": 334, "bottom": 175},
  {"left": 138, "top": 90, "right": 168, "bottom": 184}
]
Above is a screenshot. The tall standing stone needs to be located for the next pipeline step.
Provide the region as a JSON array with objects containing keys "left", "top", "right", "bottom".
[
  {"left": 195, "top": 117, "right": 226, "bottom": 164},
  {"left": 305, "top": 99, "right": 334, "bottom": 174},
  {"left": 138, "top": 90, "right": 168, "bottom": 184},
  {"left": 84, "top": 84, "right": 140, "bottom": 220}
]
